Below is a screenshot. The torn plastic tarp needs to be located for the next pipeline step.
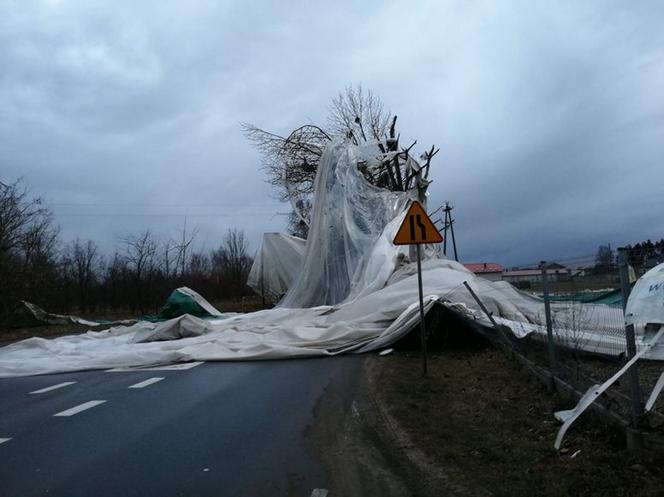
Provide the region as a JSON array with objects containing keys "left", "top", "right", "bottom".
[
  {"left": 0, "top": 138, "right": 663, "bottom": 377},
  {"left": 0, "top": 257, "right": 632, "bottom": 377},
  {"left": 159, "top": 287, "right": 224, "bottom": 319},
  {"left": 21, "top": 301, "right": 128, "bottom": 327},
  {"left": 554, "top": 327, "right": 664, "bottom": 449},
  {"left": 247, "top": 233, "right": 306, "bottom": 302},
  {"left": 553, "top": 263, "right": 664, "bottom": 449},
  {"left": 20, "top": 287, "right": 222, "bottom": 328},
  {"left": 626, "top": 263, "right": 664, "bottom": 359},
  {"left": 279, "top": 139, "right": 415, "bottom": 308}
]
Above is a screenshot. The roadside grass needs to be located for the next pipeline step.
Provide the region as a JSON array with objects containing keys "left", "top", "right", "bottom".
[{"left": 377, "top": 344, "right": 664, "bottom": 497}]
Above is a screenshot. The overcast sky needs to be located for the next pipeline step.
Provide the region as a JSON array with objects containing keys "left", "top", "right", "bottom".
[{"left": 1, "top": 0, "right": 663, "bottom": 266}]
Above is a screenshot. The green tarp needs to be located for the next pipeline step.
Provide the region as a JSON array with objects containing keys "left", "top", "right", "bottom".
[
  {"left": 547, "top": 288, "right": 626, "bottom": 308},
  {"left": 158, "top": 287, "right": 223, "bottom": 319}
]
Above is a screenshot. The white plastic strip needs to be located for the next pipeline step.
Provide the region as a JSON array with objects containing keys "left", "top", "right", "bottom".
[
  {"left": 54, "top": 400, "right": 106, "bottom": 417},
  {"left": 310, "top": 490, "right": 328, "bottom": 497},
  {"left": 128, "top": 377, "right": 164, "bottom": 389},
  {"left": 554, "top": 327, "right": 664, "bottom": 449},
  {"left": 106, "top": 362, "right": 203, "bottom": 372},
  {"left": 30, "top": 381, "right": 76, "bottom": 394},
  {"left": 645, "top": 371, "right": 664, "bottom": 412},
  {"left": 0, "top": 438, "right": 11, "bottom": 445}
]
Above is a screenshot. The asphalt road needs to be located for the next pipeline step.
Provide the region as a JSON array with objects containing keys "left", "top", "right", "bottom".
[{"left": 0, "top": 357, "right": 367, "bottom": 497}]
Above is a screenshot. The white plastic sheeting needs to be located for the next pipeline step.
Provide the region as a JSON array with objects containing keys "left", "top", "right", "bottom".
[
  {"left": 554, "top": 327, "right": 664, "bottom": 450},
  {"left": 0, "top": 257, "right": 636, "bottom": 377},
  {"left": 247, "top": 233, "right": 305, "bottom": 302},
  {"left": 552, "top": 263, "right": 664, "bottom": 449},
  {"left": 0, "top": 260, "right": 469, "bottom": 376},
  {"left": 629, "top": 263, "right": 664, "bottom": 360},
  {"left": 1, "top": 138, "right": 663, "bottom": 378},
  {"left": 21, "top": 301, "right": 102, "bottom": 327},
  {"left": 21, "top": 301, "right": 136, "bottom": 327},
  {"left": 626, "top": 263, "right": 664, "bottom": 329},
  {"left": 167, "top": 287, "right": 224, "bottom": 317},
  {"left": 280, "top": 139, "right": 415, "bottom": 308}
]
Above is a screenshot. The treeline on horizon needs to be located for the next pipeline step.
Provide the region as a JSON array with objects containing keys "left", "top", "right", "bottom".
[
  {"left": 624, "top": 240, "right": 664, "bottom": 269},
  {"left": 0, "top": 179, "right": 254, "bottom": 326},
  {"left": 593, "top": 240, "right": 664, "bottom": 274}
]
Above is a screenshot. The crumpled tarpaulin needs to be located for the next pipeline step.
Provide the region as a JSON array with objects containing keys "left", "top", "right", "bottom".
[
  {"left": 246, "top": 233, "right": 306, "bottom": 302},
  {"left": 553, "top": 263, "right": 664, "bottom": 449},
  {"left": 1, "top": 139, "right": 663, "bottom": 377},
  {"left": 158, "top": 287, "right": 224, "bottom": 319},
  {"left": 20, "top": 301, "right": 135, "bottom": 327},
  {"left": 0, "top": 258, "right": 547, "bottom": 377}
]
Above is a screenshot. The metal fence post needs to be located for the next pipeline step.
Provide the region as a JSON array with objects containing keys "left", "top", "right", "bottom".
[
  {"left": 618, "top": 248, "right": 644, "bottom": 433},
  {"left": 540, "top": 262, "right": 558, "bottom": 380},
  {"left": 462, "top": 281, "right": 512, "bottom": 350}
]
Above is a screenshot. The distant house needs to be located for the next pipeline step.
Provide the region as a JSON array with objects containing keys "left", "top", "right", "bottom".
[
  {"left": 502, "top": 265, "right": 570, "bottom": 284},
  {"left": 464, "top": 262, "right": 503, "bottom": 281}
]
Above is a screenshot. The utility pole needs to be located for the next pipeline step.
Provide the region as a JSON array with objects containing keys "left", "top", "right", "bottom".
[{"left": 442, "top": 202, "right": 459, "bottom": 261}]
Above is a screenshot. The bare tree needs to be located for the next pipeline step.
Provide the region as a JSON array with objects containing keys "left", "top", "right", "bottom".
[
  {"left": 243, "top": 85, "right": 439, "bottom": 229},
  {"left": 188, "top": 251, "right": 211, "bottom": 280},
  {"left": 0, "top": 179, "right": 59, "bottom": 322},
  {"left": 121, "top": 230, "right": 159, "bottom": 313},
  {"left": 172, "top": 218, "right": 198, "bottom": 278},
  {"left": 61, "top": 238, "right": 100, "bottom": 312},
  {"left": 0, "top": 179, "right": 51, "bottom": 254},
  {"left": 327, "top": 85, "right": 391, "bottom": 142},
  {"left": 212, "top": 228, "right": 252, "bottom": 297}
]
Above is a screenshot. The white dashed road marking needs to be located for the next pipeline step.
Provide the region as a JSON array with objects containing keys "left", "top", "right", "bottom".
[
  {"left": 106, "top": 361, "right": 203, "bottom": 372},
  {"left": 30, "top": 381, "right": 76, "bottom": 394},
  {"left": 128, "top": 377, "right": 164, "bottom": 389},
  {"left": 311, "top": 489, "right": 329, "bottom": 497},
  {"left": 54, "top": 400, "right": 106, "bottom": 417},
  {"left": 0, "top": 438, "right": 11, "bottom": 445}
]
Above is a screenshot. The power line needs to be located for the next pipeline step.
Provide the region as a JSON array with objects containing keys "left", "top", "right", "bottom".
[
  {"left": 49, "top": 202, "right": 276, "bottom": 208},
  {"left": 53, "top": 212, "right": 278, "bottom": 218}
]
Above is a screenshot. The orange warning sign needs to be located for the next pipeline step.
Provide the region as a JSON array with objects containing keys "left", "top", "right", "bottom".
[{"left": 393, "top": 201, "right": 443, "bottom": 245}]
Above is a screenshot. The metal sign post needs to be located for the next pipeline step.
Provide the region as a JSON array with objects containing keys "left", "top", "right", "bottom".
[
  {"left": 416, "top": 244, "right": 427, "bottom": 375},
  {"left": 393, "top": 201, "right": 444, "bottom": 377}
]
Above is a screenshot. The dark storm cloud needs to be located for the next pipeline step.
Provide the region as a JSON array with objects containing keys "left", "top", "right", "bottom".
[{"left": 0, "top": 0, "right": 662, "bottom": 265}]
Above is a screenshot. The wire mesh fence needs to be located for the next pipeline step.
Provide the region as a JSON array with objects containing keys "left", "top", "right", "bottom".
[{"left": 437, "top": 249, "right": 664, "bottom": 447}]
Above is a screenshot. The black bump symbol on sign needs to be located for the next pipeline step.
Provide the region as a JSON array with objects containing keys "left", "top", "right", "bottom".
[{"left": 408, "top": 214, "right": 427, "bottom": 241}]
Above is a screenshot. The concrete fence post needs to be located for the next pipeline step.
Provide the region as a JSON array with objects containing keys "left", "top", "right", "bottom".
[
  {"left": 540, "top": 261, "right": 558, "bottom": 381},
  {"left": 617, "top": 247, "right": 644, "bottom": 437}
]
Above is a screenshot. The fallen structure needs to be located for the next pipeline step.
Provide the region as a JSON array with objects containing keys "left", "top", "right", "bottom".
[
  {"left": 0, "top": 138, "right": 662, "bottom": 379},
  {"left": 20, "top": 301, "right": 102, "bottom": 328},
  {"left": 158, "top": 287, "right": 225, "bottom": 320},
  {"left": 247, "top": 233, "right": 305, "bottom": 303},
  {"left": 2, "top": 137, "right": 663, "bottom": 450}
]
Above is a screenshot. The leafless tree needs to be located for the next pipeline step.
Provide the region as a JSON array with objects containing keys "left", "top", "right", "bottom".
[
  {"left": 212, "top": 228, "right": 252, "bottom": 296},
  {"left": 0, "top": 179, "right": 59, "bottom": 322},
  {"left": 0, "top": 179, "right": 50, "bottom": 253},
  {"left": 61, "top": 238, "right": 100, "bottom": 312},
  {"left": 121, "top": 230, "right": 159, "bottom": 313},
  {"left": 188, "top": 251, "right": 211, "bottom": 280},
  {"left": 327, "top": 85, "right": 391, "bottom": 142},
  {"left": 172, "top": 218, "right": 198, "bottom": 278},
  {"left": 243, "top": 85, "right": 439, "bottom": 230}
]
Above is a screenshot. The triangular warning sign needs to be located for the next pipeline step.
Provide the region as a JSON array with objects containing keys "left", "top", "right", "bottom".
[{"left": 393, "top": 201, "right": 443, "bottom": 245}]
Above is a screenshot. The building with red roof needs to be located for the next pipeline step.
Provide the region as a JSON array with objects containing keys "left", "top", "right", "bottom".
[{"left": 463, "top": 262, "right": 504, "bottom": 281}]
